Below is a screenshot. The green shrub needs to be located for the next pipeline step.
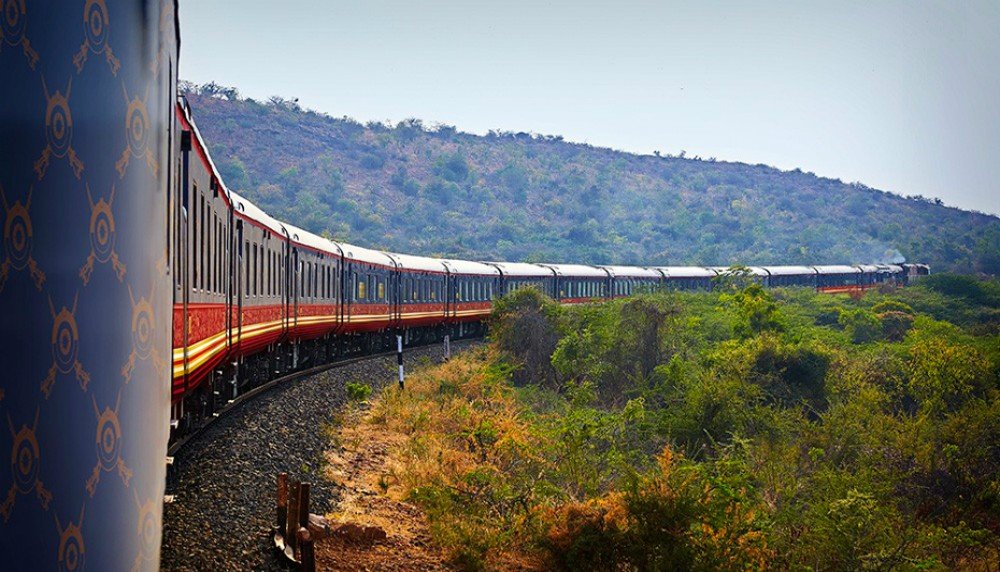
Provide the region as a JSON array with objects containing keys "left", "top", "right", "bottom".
[
  {"left": 838, "top": 308, "right": 883, "bottom": 343},
  {"left": 878, "top": 310, "right": 914, "bottom": 341},
  {"left": 346, "top": 381, "right": 372, "bottom": 402},
  {"left": 721, "top": 284, "right": 785, "bottom": 338},
  {"left": 872, "top": 299, "right": 914, "bottom": 315}
]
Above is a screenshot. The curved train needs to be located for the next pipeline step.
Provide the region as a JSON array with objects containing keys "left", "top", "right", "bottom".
[
  {"left": 170, "top": 98, "right": 930, "bottom": 442},
  {"left": 0, "top": 1, "right": 931, "bottom": 567}
]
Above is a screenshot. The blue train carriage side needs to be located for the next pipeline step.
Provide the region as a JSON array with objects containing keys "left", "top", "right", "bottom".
[
  {"left": 601, "top": 265, "right": 664, "bottom": 298},
  {"left": 281, "top": 222, "right": 344, "bottom": 368},
  {"left": 538, "top": 263, "right": 611, "bottom": 303},
  {"left": 443, "top": 259, "right": 502, "bottom": 338},
  {"left": 489, "top": 261, "right": 558, "bottom": 298},
  {"left": 656, "top": 267, "right": 719, "bottom": 290},
  {"left": 385, "top": 251, "right": 449, "bottom": 345},
  {"left": 338, "top": 242, "right": 397, "bottom": 352},
  {"left": 813, "top": 265, "right": 865, "bottom": 294},
  {"left": 762, "top": 266, "right": 820, "bottom": 288}
]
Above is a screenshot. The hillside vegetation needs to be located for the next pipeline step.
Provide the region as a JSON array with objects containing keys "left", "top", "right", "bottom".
[
  {"left": 361, "top": 276, "right": 1000, "bottom": 569},
  {"left": 183, "top": 83, "right": 1000, "bottom": 273}
]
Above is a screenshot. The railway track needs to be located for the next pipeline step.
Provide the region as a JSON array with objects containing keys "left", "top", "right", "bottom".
[{"left": 160, "top": 340, "right": 476, "bottom": 571}]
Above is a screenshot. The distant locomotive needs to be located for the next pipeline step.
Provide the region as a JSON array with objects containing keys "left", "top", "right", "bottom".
[{"left": 170, "top": 98, "right": 930, "bottom": 443}]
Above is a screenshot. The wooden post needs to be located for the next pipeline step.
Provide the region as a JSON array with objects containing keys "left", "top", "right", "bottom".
[
  {"left": 297, "top": 527, "right": 315, "bottom": 572},
  {"left": 286, "top": 480, "right": 300, "bottom": 553},
  {"left": 276, "top": 473, "right": 288, "bottom": 533},
  {"left": 298, "top": 482, "right": 310, "bottom": 530}
]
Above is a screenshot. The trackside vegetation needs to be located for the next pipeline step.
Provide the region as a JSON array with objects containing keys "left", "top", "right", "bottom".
[{"left": 364, "top": 275, "right": 1000, "bottom": 570}]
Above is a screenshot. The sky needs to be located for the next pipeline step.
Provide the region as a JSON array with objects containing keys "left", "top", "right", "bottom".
[{"left": 179, "top": 1, "right": 1000, "bottom": 215}]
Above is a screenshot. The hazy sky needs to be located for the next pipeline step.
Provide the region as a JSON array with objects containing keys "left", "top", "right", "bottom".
[{"left": 179, "top": 1, "right": 999, "bottom": 215}]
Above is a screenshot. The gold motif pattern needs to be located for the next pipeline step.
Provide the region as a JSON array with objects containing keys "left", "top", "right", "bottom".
[
  {"left": 115, "top": 82, "right": 157, "bottom": 178},
  {"left": 122, "top": 284, "right": 164, "bottom": 382},
  {"left": 41, "top": 294, "right": 91, "bottom": 398},
  {"left": 1, "top": 409, "right": 52, "bottom": 521},
  {"left": 0, "top": 0, "right": 39, "bottom": 69},
  {"left": 73, "top": 0, "right": 119, "bottom": 75},
  {"left": 34, "top": 77, "right": 85, "bottom": 180},
  {"left": 86, "top": 392, "right": 131, "bottom": 496},
  {"left": 80, "top": 183, "right": 126, "bottom": 285},
  {"left": 0, "top": 184, "right": 45, "bottom": 292},
  {"left": 55, "top": 506, "right": 86, "bottom": 571},
  {"left": 130, "top": 491, "right": 159, "bottom": 572},
  {"left": 0, "top": 1, "right": 176, "bottom": 566}
]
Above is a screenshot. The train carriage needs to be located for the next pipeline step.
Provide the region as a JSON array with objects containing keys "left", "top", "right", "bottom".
[
  {"left": 763, "top": 266, "right": 819, "bottom": 288},
  {"left": 814, "top": 265, "right": 864, "bottom": 293},
  {"left": 602, "top": 265, "right": 663, "bottom": 297},
  {"left": 538, "top": 263, "right": 611, "bottom": 303},
  {"left": 443, "top": 259, "right": 502, "bottom": 337},
  {"left": 340, "top": 242, "right": 396, "bottom": 334},
  {"left": 657, "top": 266, "right": 718, "bottom": 290},
  {"left": 164, "top": 100, "right": 930, "bottom": 456},
  {"left": 282, "top": 223, "right": 342, "bottom": 340},
  {"left": 386, "top": 251, "right": 449, "bottom": 331},
  {"left": 491, "top": 261, "right": 558, "bottom": 297}
]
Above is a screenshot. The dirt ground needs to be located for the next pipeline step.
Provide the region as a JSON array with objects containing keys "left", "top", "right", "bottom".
[{"left": 316, "top": 406, "right": 457, "bottom": 571}]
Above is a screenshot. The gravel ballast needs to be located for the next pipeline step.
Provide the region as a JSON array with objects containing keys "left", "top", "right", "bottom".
[{"left": 161, "top": 340, "right": 475, "bottom": 571}]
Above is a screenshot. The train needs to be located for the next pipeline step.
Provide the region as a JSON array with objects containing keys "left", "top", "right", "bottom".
[
  {"left": 169, "top": 97, "right": 930, "bottom": 442},
  {"left": 0, "top": 2, "right": 929, "bottom": 566}
]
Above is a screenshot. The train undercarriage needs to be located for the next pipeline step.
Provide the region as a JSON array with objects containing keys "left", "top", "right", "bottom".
[{"left": 168, "top": 321, "right": 487, "bottom": 450}]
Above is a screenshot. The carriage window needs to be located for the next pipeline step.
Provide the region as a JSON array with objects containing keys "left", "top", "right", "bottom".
[
  {"left": 377, "top": 280, "right": 385, "bottom": 300},
  {"left": 357, "top": 277, "right": 366, "bottom": 300},
  {"left": 205, "top": 211, "right": 212, "bottom": 293},
  {"left": 192, "top": 187, "right": 198, "bottom": 289},
  {"left": 199, "top": 195, "right": 205, "bottom": 292},
  {"left": 218, "top": 218, "right": 224, "bottom": 294}
]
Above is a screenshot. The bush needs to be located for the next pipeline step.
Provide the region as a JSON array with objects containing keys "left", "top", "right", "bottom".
[
  {"left": 872, "top": 299, "right": 914, "bottom": 315},
  {"left": 346, "top": 381, "right": 372, "bottom": 402},
  {"left": 922, "top": 274, "right": 1000, "bottom": 308},
  {"left": 490, "top": 288, "right": 562, "bottom": 389},
  {"left": 839, "top": 308, "right": 882, "bottom": 343},
  {"left": 539, "top": 448, "right": 771, "bottom": 571},
  {"left": 879, "top": 310, "right": 914, "bottom": 341}
]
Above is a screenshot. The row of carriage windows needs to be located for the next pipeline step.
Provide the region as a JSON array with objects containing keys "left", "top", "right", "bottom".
[
  {"left": 455, "top": 278, "right": 493, "bottom": 302},
  {"left": 560, "top": 280, "right": 606, "bottom": 299},
  {"left": 183, "top": 185, "right": 229, "bottom": 296},
  {"left": 613, "top": 279, "right": 659, "bottom": 296},
  {"left": 355, "top": 272, "right": 390, "bottom": 302},
  {"left": 299, "top": 257, "right": 337, "bottom": 301}
]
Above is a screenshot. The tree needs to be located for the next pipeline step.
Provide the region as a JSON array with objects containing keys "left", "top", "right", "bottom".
[
  {"left": 721, "top": 284, "right": 785, "bottom": 338},
  {"left": 838, "top": 309, "right": 882, "bottom": 344}
]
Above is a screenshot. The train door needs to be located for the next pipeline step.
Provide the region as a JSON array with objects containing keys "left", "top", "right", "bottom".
[
  {"left": 177, "top": 129, "right": 191, "bottom": 395},
  {"left": 344, "top": 261, "right": 353, "bottom": 328},
  {"left": 445, "top": 271, "right": 454, "bottom": 320},
  {"left": 225, "top": 205, "right": 234, "bottom": 356},
  {"left": 390, "top": 261, "right": 401, "bottom": 330},
  {"left": 280, "top": 233, "right": 289, "bottom": 339},
  {"left": 292, "top": 247, "right": 300, "bottom": 335},
  {"left": 235, "top": 219, "right": 244, "bottom": 357}
]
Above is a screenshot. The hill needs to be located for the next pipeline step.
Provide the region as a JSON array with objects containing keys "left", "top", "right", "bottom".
[{"left": 182, "top": 83, "right": 1000, "bottom": 274}]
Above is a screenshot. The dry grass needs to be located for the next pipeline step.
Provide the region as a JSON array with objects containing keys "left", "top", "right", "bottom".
[{"left": 321, "top": 346, "right": 546, "bottom": 570}]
